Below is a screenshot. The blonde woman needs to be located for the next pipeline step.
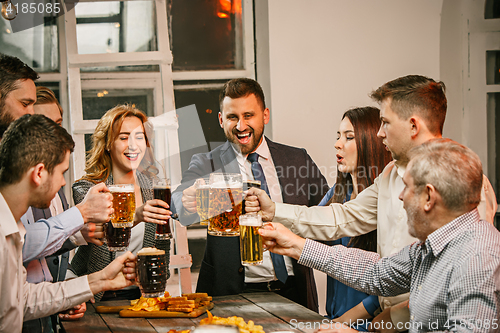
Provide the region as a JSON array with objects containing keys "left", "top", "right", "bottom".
[{"left": 69, "top": 104, "right": 171, "bottom": 301}]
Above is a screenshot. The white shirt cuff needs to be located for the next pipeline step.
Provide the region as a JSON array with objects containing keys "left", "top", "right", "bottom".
[{"left": 69, "top": 231, "right": 87, "bottom": 246}]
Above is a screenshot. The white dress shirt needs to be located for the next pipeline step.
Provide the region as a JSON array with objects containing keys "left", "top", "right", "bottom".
[
  {"left": 0, "top": 192, "right": 93, "bottom": 332},
  {"left": 232, "top": 137, "right": 294, "bottom": 283},
  {"left": 22, "top": 193, "right": 87, "bottom": 284}
]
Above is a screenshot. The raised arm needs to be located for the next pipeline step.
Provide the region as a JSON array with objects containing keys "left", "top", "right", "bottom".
[
  {"left": 246, "top": 174, "right": 379, "bottom": 242},
  {"left": 22, "top": 252, "right": 136, "bottom": 322},
  {"left": 259, "top": 223, "right": 413, "bottom": 297},
  {"left": 22, "top": 208, "right": 83, "bottom": 262}
]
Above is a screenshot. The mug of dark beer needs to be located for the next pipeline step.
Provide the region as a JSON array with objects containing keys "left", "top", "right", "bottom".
[
  {"left": 153, "top": 178, "right": 172, "bottom": 240},
  {"left": 136, "top": 247, "right": 167, "bottom": 298},
  {"left": 105, "top": 222, "right": 131, "bottom": 251}
]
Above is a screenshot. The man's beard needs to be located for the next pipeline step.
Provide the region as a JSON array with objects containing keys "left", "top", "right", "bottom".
[
  {"left": 226, "top": 126, "right": 264, "bottom": 155},
  {"left": 0, "top": 103, "right": 15, "bottom": 138}
]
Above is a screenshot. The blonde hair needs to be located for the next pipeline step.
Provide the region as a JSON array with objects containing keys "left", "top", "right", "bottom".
[
  {"left": 83, "top": 104, "right": 156, "bottom": 182},
  {"left": 35, "top": 86, "right": 63, "bottom": 116}
]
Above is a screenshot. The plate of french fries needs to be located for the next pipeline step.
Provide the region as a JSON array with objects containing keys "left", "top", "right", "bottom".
[
  {"left": 96, "top": 292, "right": 214, "bottom": 318},
  {"left": 164, "top": 311, "right": 265, "bottom": 333},
  {"left": 198, "top": 311, "right": 265, "bottom": 333},
  {"left": 121, "top": 292, "right": 214, "bottom": 317}
]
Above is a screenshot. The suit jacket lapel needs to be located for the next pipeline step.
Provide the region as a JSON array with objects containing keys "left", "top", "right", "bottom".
[
  {"left": 58, "top": 188, "right": 69, "bottom": 211},
  {"left": 32, "top": 206, "right": 51, "bottom": 221},
  {"left": 218, "top": 141, "right": 240, "bottom": 174},
  {"left": 266, "top": 138, "right": 288, "bottom": 203}
]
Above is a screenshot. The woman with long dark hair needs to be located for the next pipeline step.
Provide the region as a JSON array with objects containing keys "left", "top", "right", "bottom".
[{"left": 320, "top": 107, "right": 392, "bottom": 329}]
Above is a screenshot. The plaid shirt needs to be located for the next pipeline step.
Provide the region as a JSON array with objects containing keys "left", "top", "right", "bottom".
[{"left": 299, "top": 209, "right": 500, "bottom": 332}]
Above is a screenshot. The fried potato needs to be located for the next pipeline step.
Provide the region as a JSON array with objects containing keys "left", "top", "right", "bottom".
[
  {"left": 200, "top": 311, "right": 265, "bottom": 333},
  {"left": 128, "top": 292, "right": 212, "bottom": 313},
  {"left": 169, "top": 300, "right": 195, "bottom": 305},
  {"left": 167, "top": 307, "right": 194, "bottom": 312},
  {"left": 182, "top": 292, "right": 208, "bottom": 299}
]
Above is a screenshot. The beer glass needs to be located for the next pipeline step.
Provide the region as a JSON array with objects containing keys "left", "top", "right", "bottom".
[
  {"left": 239, "top": 213, "right": 264, "bottom": 266},
  {"left": 208, "top": 173, "right": 243, "bottom": 236},
  {"left": 109, "top": 184, "right": 135, "bottom": 228},
  {"left": 136, "top": 247, "right": 167, "bottom": 298},
  {"left": 105, "top": 221, "right": 131, "bottom": 251},
  {"left": 153, "top": 178, "right": 172, "bottom": 240},
  {"left": 242, "top": 180, "right": 261, "bottom": 214},
  {"left": 195, "top": 178, "right": 210, "bottom": 225}
]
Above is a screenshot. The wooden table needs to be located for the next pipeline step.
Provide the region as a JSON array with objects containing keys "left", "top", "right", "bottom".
[{"left": 61, "top": 292, "right": 327, "bottom": 333}]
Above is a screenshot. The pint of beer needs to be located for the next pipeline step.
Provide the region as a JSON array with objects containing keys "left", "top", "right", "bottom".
[
  {"left": 153, "top": 178, "right": 172, "bottom": 240},
  {"left": 239, "top": 214, "right": 263, "bottom": 266},
  {"left": 136, "top": 247, "right": 167, "bottom": 298},
  {"left": 208, "top": 173, "right": 242, "bottom": 236},
  {"left": 195, "top": 178, "right": 210, "bottom": 225},
  {"left": 108, "top": 184, "right": 135, "bottom": 228}
]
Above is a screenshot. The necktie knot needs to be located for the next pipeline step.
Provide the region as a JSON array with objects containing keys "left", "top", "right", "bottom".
[{"left": 247, "top": 152, "right": 259, "bottom": 163}]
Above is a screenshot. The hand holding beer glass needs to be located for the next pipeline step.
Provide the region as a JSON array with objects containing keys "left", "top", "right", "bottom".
[
  {"left": 239, "top": 213, "right": 264, "bottom": 266},
  {"left": 195, "top": 178, "right": 210, "bottom": 225},
  {"left": 107, "top": 184, "right": 135, "bottom": 251},
  {"left": 153, "top": 178, "right": 172, "bottom": 240},
  {"left": 208, "top": 173, "right": 243, "bottom": 236},
  {"left": 242, "top": 180, "right": 261, "bottom": 213},
  {"left": 136, "top": 247, "right": 167, "bottom": 298}
]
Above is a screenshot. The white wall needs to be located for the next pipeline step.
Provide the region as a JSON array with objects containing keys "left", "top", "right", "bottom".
[
  {"left": 265, "top": 0, "right": 443, "bottom": 185},
  {"left": 261, "top": 0, "right": 443, "bottom": 316}
]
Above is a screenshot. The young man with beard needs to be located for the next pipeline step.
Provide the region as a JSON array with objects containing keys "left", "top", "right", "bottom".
[
  {"left": 0, "top": 54, "right": 37, "bottom": 137},
  {"left": 257, "top": 139, "right": 500, "bottom": 332},
  {"left": 245, "top": 75, "right": 498, "bottom": 330},
  {"left": 171, "top": 78, "right": 329, "bottom": 311},
  {"left": 0, "top": 114, "right": 137, "bottom": 333}
]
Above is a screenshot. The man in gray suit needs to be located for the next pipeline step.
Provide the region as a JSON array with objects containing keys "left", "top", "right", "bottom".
[{"left": 172, "top": 78, "right": 329, "bottom": 311}]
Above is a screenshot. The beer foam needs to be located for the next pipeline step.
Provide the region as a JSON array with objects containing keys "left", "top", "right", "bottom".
[
  {"left": 239, "top": 216, "right": 262, "bottom": 227},
  {"left": 137, "top": 247, "right": 165, "bottom": 256},
  {"left": 210, "top": 180, "right": 241, "bottom": 189},
  {"left": 153, "top": 185, "right": 171, "bottom": 189},
  {"left": 108, "top": 184, "right": 134, "bottom": 193}
]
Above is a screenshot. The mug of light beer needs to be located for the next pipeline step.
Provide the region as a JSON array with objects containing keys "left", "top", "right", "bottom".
[
  {"left": 195, "top": 177, "right": 210, "bottom": 226},
  {"left": 239, "top": 213, "right": 264, "bottom": 266},
  {"left": 208, "top": 173, "right": 243, "bottom": 236},
  {"left": 107, "top": 184, "right": 135, "bottom": 251},
  {"left": 136, "top": 247, "right": 167, "bottom": 298}
]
